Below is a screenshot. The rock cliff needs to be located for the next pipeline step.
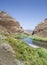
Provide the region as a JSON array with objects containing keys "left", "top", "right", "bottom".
[
  {"left": 32, "top": 18, "right": 47, "bottom": 37},
  {"left": 0, "top": 11, "right": 24, "bottom": 33}
]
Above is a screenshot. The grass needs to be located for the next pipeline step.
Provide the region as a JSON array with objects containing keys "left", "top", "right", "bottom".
[
  {"left": 29, "top": 35, "right": 47, "bottom": 42},
  {"left": 13, "top": 33, "right": 47, "bottom": 42},
  {"left": 4, "top": 35, "right": 47, "bottom": 65},
  {"left": 11, "top": 33, "right": 29, "bottom": 39},
  {"left": 0, "top": 33, "right": 47, "bottom": 65}
]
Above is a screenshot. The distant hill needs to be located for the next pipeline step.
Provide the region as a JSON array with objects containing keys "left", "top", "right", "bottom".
[
  {"left": 0, "top": 11, "right": 24, "bottom": 33},
  {"left": 25, "top": 30, "right": 33, "bottom": 35},
  {"left": 32, "top": 18, "right": 47, "bottom": 37}
]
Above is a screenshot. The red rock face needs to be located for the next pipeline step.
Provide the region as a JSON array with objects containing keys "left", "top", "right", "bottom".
[
  {"left": 32, "top": 18, "right": 47, "bottom": 37},
  {"left": 0, "top": 11, "right": 24, "bottom": 33}
]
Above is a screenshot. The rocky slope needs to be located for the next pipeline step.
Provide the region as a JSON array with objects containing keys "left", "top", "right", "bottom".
[
  {"left": 32, "top": 18, "right": 47, "bottom": 37},
  {"left": 0, "top": 34, "right": 25, "bottom": 65},
  {"left": 0, "top": 11, "right": 24, "bottom": 33}
]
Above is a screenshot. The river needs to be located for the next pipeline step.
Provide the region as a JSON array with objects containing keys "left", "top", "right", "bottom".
[{"left": 24, "top": 38, "right": 47, "bottom": 48}]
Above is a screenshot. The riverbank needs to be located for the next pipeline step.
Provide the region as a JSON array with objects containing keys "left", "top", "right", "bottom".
[
  {"left": 5, "top": 36, "right": 47, "bottom": 65},
  {"left": 29, "top": 36, "right": 47, "bottom": 42},
  {"left": 12, "top": 33, "right": 47, "bottom": 42},
  {"left": 0, "top": 33, "right": 47, "bottom": 65}
]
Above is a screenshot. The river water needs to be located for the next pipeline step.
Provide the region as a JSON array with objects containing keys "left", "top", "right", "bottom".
[{"left": 24, "top": 38, "right": 47, "bottom": 48}]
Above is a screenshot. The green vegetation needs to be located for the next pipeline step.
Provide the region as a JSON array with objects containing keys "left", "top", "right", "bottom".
[
  {"left": 13, "top": 33, "right": 47, "bottom": 42},
  {"left": 0, "top": 33, "right": 47, "bottom": 65},
  {"left": 13, "top": 33, "right": 29, "bottom": 39},
  {"left": 4, "top": 34, "right": 47, "bottom": 65},
  {"left": 29, "top": 36, "right": 47, "bottom": 42}
]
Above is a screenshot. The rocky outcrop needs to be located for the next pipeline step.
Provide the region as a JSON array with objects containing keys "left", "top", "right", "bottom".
[
  {"left": 0, "top": 44, "right": 25, "bottom": 65},
  {"left": 0, "top": 34, "right": 26, "bottom": 65},
  {"left": 32, "top": 18, "right": 47, "bottom": 37},
  {"left": 0, "top": 11, "right": 24, "bottom": 33}
]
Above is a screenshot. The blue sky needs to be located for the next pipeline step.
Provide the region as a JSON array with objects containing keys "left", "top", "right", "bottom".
[{"left": 0, "top": 0, "right": 47, "bottom": 30}]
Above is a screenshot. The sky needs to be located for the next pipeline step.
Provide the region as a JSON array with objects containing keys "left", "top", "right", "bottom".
[{"left": 0, "top": 0, "right": 47, "bottom": 30}]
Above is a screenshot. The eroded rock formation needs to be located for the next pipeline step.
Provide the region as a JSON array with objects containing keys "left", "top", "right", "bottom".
[
  {"left": 32, "top": 18, "right": 47, "bottom": 37},
  {"left": 0, "top": 11, "right": 24, "bottom": 33}
]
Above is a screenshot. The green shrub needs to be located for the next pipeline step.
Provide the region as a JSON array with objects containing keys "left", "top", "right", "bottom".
[{"left": 5, "top": 36, "right": 47, "bottom": 65}]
